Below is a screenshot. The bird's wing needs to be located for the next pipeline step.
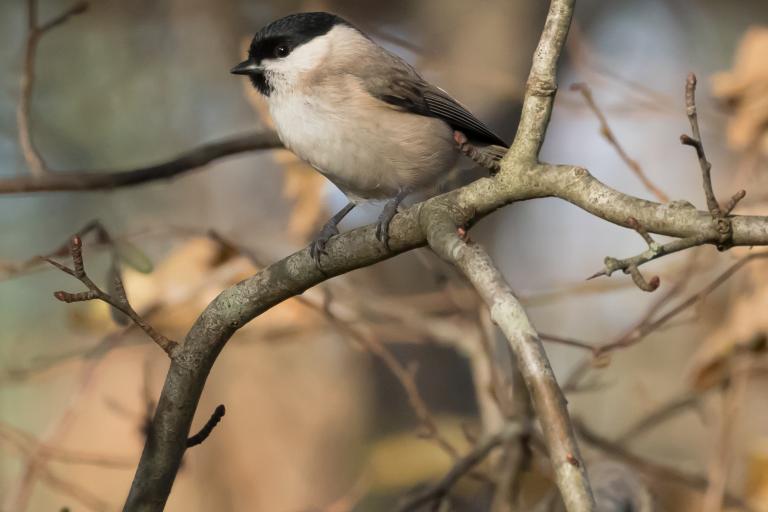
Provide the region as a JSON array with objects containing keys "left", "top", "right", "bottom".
[{"left": 359, "top": 54, "right": 508, "bottom": 148}]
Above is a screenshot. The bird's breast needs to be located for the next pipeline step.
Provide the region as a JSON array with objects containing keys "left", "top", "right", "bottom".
[{"left": 267, "top": 89, "right": 457, "bottom": 201}]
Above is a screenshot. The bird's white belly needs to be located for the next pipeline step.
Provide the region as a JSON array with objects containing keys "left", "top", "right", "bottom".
[{"left": 268, "top": 92, "right": 457, "bottom": 202}]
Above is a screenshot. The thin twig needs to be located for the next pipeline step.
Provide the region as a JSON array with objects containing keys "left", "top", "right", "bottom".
[
  {"left": 0, "top": 422, "right": 133, "bottom": 469},
  {"left": 616, "top": 392, "right": 702, "bottom": 444},
  {"left": 17, "top": 1, "right": 88, "bottom": 178},
  {"left": 563, "top": 251, "right": 768, "bottom": 367},
  {"left": 396, "top": 424, "right": 522, "bottom": 512},
  {"left": 571, "top": 82, "right": 669, "bottom": 203},
  {"left": 186, "top": 405, "right": 226, "bottom": 448},
  {"left": 593, "top": 251, "right": 768, "bottom": 356},
  {"left": 587, "top": 217, "right": 707, "bottom": 290},
  {"left": 681, "top": 73, "right": 721, "bottom": 218},
  {"left": 680, "top": 73, "right": 747, "bottom": 250},
  {"left": 44, "top": 235, "right": 178, "bottom": 356},
  {"left": 559, "top": 251, "right": 767, "bottom": 400},
  {"left": 309, "top": 298, "right": 460, "bottom": 459},
  {"left": 591, "top": 73, "right": 751, "bottom": 290}
]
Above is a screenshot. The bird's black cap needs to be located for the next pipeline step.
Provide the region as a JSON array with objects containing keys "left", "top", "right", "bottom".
[
  {"left": 255, "top": 12, "right": 348, "bottom": 45},
  {"left": 232, "top": 12, "right": 350, "bottom": 95}
]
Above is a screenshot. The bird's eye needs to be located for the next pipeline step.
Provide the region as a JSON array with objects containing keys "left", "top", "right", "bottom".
[{"left": 274, "top": 44, "right": 290, "bottom": 58}]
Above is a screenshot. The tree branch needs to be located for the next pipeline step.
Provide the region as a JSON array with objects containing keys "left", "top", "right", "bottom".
[
  {"left": 44, "top": 235, "right": 178, "bottom": 357},
  {"left": 421, "top": 216, "right": 595, "bottom": 510},
  {"left": 2, "top": 131, "right": 281, "bottom": 193},
  {"left": 505, "top": 0, "right": 574, "bottom": 161},
  {"left": 395, "top": 423, "right": 522, "bottom": 512},
  {"left": 571, "top": 82, "right": 669, "bottom": 203},
  {"left": 17, "top": 1, "right": 89, "bottom": 178},
  {"left": 681, "top": 73, "right": 721, "bottom": 218},
  {"left": 185, "top": 405, "right": 225, "bottom": 448}
]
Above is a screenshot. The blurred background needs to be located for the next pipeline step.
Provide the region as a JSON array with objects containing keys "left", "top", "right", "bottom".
[{"left": 1, "top": 0, "right": 768, "bottom": 510}]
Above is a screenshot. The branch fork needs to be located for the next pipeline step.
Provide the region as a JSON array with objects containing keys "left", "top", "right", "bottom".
[
  {"left": 590, "top": 73, "right": 749, "bottom": 291},
  {"left": 18, "top": 1, "right": 89, "bottom": 178},
  {"left": 422, "top": 206, "right": 596, "bottom": 511},
  {"left": 680, "top": 73, "right": 746, "bottom": 250},
  {"left": 44, "top": 235, "right": 178, "bottom": 357}
]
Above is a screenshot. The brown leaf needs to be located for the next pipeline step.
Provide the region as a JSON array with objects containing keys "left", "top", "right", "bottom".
[
  {"left": 712, "top": 27, "right": 768, "bottom": 157},
  {"left": 689, "top": 243, "right": 768, "bottom": 390}
]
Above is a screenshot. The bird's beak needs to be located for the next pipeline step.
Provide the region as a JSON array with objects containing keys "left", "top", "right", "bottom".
[{"left": 231, "top": 59, "right": 264, "bottom": 76}]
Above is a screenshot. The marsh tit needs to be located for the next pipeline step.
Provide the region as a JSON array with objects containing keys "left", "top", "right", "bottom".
[{"left": 232, "top": 12, "right": 507, "bottom": 263}]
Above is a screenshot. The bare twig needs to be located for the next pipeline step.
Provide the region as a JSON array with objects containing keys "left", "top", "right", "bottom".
[
  {"left": 681, "top": 73, "right": 720, "bottom": 218},
  {"left": 396, "top": 423, "right": 522, "bottom": 512},
  {"left": 44, "top": 235, "right": 178, "bottom": 356},
  {"left": 571, "top": 82, "right": 669, "bottom": 202},
  {"left": 17, "top": 1, "right": 88, "bottom": 178},
  {"left": 0, "top": 422, "right": 133, "bottom": 469},
  {"left": 1, "top": 131, "right": 281, "bottom": 193},
  {"left": 587, "top": 217, "right": 707, "bottom": 290},
  {"left": 616, "top": 392, "right": 702, "bottom": 444},
  {"left": 590, "top": 73, "right": 751, "bottom": 290},
  {"left": 680, "top": 73, "right": 747, "bottom": 249},
  {"left": 592, "top": 251, "right": 768, "bottom": 356},
  {"left": 186, "top": 405, "right": 226, "bottom": 448},
  {"left": 560, "top": 251, "right": 768, "bottom": 373},
  {"left": 6, "top": 322, "right": 114, "bottom": 512},
  {"left": 307, "top": 296, "right": 460, "bottom": 459}
]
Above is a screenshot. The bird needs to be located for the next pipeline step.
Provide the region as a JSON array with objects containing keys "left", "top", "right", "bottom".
[{"left": 231, "top": 12, "right": 508, "bottom": 265}]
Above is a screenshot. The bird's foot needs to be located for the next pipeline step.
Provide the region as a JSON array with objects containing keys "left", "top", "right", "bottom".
[
  {"left": 376, "top": 193, "right": 406, "bottom": 249},
  {"left": 310, "top": 221, "right": 340, "bottom": 267}
]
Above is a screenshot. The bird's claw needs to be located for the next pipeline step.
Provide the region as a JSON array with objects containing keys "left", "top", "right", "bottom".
[
  {"left": 310, "top": 223, "right": 340, "bottom": 267},
  {"left": 376, "top": 202, "right": 397, "bottom": 250}
]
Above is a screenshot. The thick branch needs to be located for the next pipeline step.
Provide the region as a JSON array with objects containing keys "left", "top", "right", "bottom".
[
  {"left": 505, "top": 0, "right": 574, "bottom": 161},
  {"left": 534, "top": 165, "right": 768, "bottom": 246},
  {"left": 1, "top": 131, "right": 281, "bottom": 194},
  {"left": 422, "top": 216, "right": 595, "bottom": 511}
]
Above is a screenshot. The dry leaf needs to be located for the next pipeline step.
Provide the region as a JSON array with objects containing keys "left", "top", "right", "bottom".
[
  {"left": 688, "top": 240, "right": 768, "bottom": 389},
  {"left": 712, "top": 27, "right": 768, "bottom": 157}
]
